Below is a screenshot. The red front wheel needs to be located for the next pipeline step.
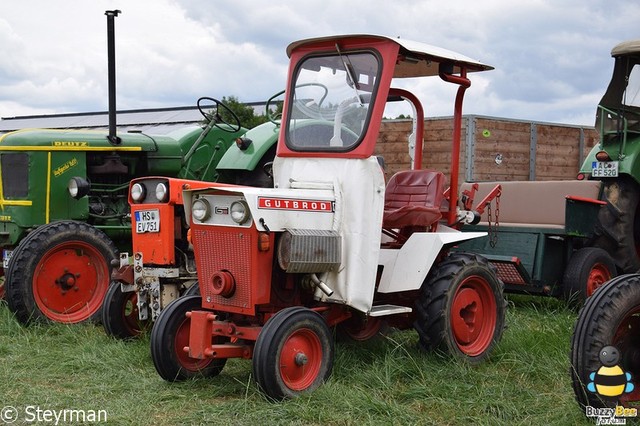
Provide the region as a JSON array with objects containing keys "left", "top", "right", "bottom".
[
  {"left": 151, "top": 295, "right": 226, "bottom": 381},
  {"left": 253, "top": 307, "right": 334, "bottom": 400},
  {"left": 102, "top": 282, "right": 150, "bottom": 339}
]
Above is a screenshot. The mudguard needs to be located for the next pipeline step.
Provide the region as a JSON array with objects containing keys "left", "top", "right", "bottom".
[
  {"left": 216, "top": 121, "right": 280, "bottom": 172},
  {"left": 377, "top": 226, "right": 487, "bottom": 293}
]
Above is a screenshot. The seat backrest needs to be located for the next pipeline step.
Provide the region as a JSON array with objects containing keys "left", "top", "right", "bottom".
[{"left": 384, "top": 170, "right": 446, "bottom": 210}]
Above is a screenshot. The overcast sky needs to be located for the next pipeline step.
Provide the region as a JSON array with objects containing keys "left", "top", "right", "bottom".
[{"left": 0, "top": 0, "right": 637, "bottom": 126}]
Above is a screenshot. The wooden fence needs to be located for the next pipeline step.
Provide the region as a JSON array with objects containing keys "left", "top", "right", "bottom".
[{"left": 375, "top": 115, "right": 599, "bottom": 185}]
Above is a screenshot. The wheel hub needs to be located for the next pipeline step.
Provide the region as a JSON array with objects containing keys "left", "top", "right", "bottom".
[
  {"left": 452, "top": 287, "right": 483, "bottom": 344},
  {"left": 295, "top": 352, "right": 308, "bottom": 366},
  {"left": 56, "top": 272, "right": 79, "bottom": 292}
]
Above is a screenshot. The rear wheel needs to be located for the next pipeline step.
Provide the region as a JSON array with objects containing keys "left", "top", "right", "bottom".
[
  {"left": 5, "top": 221, "right": 117, "bottom": 325},
  {"left": 151, "top": 295, "right": 226, "bottom": 381},
  {"left": 570, "top": 274, "right": 640, "bottom": 408},
  {"left": 336, "top": 314, "right": 387, "bottom": 342},
  {"left": 253, "top": 307, "right": 334, "bottom": 400},
  {"left": 563, "top": 247, "right": 617, "bottom": 305},
  {"left": 102, "top": 283, "right": 149, "bottom": 340},
  {"left": 414, "top": 252, "right": 506, "bottom": 363},
  {"left": 594, "top": 177, "right": 640, "bottom": 273}
]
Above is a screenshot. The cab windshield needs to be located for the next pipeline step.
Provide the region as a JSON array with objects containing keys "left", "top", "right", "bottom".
[
  {"left": 598, "top": 60, "right": 640, "bottom": 138},
  {"left": 285, "top": 50, "right": 380, "bottom": 151}
]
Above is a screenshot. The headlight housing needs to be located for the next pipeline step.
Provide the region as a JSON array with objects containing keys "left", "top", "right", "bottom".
[
  {"left": 155, "top": 183, "right": 169, "bottom": 203},
  {"left": 192, "top": 198, "right": 211, "bottom": 222},
  {"left": 230, "top": 200, "right": 250, "bottom": 224},
  {"left": 68, "top": 177, "right": 90, "bottom": 199},
  {"left": 131, "top": 183, "right": 146, "bottom": 202}
]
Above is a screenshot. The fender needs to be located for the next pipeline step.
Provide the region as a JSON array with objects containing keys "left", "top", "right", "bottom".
[
  {"left": 580, "top": 128, "right": 640, "bottom": 186},
  {"left": 216, "top": 121, "right": 279, "bottom": 172},
  {"left": 377, "top": 226, "right": 487, "bottom": 293}
]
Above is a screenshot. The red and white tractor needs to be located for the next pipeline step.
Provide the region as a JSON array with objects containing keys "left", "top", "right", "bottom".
[{"left": 151, "top": 34, "right": 506, "bottom": 399}]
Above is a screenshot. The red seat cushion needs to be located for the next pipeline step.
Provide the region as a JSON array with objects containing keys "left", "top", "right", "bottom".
[{"left": 383, "top": 170, "right": 445, "bottom": 228}]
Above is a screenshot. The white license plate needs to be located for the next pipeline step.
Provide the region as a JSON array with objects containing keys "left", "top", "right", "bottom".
[
  {"left": 592, "top": 161, "right": 619, "bottom": 177},
  {"left": 3, "top": 249, "right": 12, "bottom": 269},
  {"left": 134, "top": 209, "right": 160, "bottom": 233}
]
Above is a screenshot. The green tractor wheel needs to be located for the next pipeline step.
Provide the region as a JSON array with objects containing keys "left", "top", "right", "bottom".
[
  {"left": 571, "top": 274, "right": 640, "bottom": 408},
  {"left": 5, "top": 220, "right": 117, "bottom": 325},
  {"left": 594, "top": 177, "right": 640, "bottom": 273}
]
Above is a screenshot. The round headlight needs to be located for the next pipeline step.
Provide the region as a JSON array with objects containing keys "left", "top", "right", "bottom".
[
  {"left": 156, "top": 183, "right": 168, "bottom": 202},
  {"left": 230, "top": 200, "right": 250, "bottom": 224},
  {"left": 67, "top": 177, "right": 90, "bottom": 199},
  {"left": 192, "top": 198, "right": 211, "bottom": 222},
  {"left": 130, "top": 183, "right": 146, "bottom": 202}
]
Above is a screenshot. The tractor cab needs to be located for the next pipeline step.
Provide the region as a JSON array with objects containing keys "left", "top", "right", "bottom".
[{"left": 152, "top": 34, "right": 505, "bottom": 400}]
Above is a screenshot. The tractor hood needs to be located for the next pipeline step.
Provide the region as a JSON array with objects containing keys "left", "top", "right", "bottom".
[{"left": 0, "top": 128, "right": 160, "bottom": 152}]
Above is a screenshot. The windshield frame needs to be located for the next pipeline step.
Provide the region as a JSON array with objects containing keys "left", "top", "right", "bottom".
[{"left": 283, "top": 47, "right": 383, "bottom": 153}]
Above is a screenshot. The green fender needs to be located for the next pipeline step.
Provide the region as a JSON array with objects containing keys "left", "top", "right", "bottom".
[
  {"left": 580, "top": 134, "right": 640, "bottom": 185},
  {"left": 216, "top": 121, "right": 280, "bottom": 171}
]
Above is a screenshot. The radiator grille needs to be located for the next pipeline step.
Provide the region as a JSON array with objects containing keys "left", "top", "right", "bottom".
[{"left": 193, "top": 228, "right": 253, "bottom": 310}]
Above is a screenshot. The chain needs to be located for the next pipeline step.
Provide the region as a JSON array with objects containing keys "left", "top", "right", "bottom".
[{"left": 487, "top": 194, "right": 500, "bottom": 248}]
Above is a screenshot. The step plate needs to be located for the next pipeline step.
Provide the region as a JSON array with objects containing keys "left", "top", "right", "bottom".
[{"left": 369, "top": 304, "right": 413, "bottom": 317}]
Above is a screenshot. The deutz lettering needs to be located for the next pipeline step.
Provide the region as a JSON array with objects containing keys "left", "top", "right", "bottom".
[
  {"left": 257, "top": 197, "right": 334, "bottom": 212},
  {"left": 53, "top": 141, "right": 89, "bottom": 147}
]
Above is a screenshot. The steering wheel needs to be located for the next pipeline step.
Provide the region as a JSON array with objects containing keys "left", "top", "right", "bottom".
[{"left": 197, "top": 97, "right": 242, "bottom": 133}]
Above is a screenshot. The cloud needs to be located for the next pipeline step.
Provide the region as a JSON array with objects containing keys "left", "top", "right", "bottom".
[{"left": 0, "top": 0, "right": 637, "bottom": 125}]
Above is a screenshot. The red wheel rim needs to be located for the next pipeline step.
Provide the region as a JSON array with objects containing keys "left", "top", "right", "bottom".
[
  {"left": 175, "top": 314, "right": 211, "bottom": 372},
  {"left": 613, "top": 307, "right": 640, "bottom": 403},
  {"left": 33, "top": 241, "right": 109, "bottom": 323},
  {"left": 340, "top": 316, "right": 382, "bottom": 341},
  {"left": 586, "top": 262, "right": 612, "bottom": 297},
  {"left": 121, "top": 292, "right": 145, "bottom": 336},
  {"left": 450, "top": 275, "right": 497, "bottom": 357},
  {"left": 279, "top": 328, "right": 323, "bottom": 391}
]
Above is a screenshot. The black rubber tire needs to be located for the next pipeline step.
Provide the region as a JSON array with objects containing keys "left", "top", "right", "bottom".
[
  {"left": 151, "top": 295, "right": 226, "bottom": 381},
  {"left": 414, "top": 252, "right": 506, "bottom": 364},
  {"left": 562, "top": 247, "right": 617, "bottom": 306},
  {"left": 593, "top": 177, "right": 640, "bottom": 273},
  {"left": 570, "top": 274, "right": 640, "bottom": 409},
  {"left": 5, "top": 220, "right": 117, "bottom": 325},
  {"left": 252, "top": 307, "right": 334, "bottom": 400},
  {"left": 101, "top": 282, "right": 150, "bottom": 340}
]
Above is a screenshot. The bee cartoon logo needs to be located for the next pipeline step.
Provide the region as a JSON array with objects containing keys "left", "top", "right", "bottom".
[{"left": 588, "top": 346, "right": 634, "bottom": 397}]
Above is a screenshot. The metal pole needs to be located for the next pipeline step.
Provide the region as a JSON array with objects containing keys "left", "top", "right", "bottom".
[{"left": 105, "top": 10, "right": 121, "bottom": 145}]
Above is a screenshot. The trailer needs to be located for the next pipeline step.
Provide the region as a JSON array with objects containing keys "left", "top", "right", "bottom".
[{"left": 455, "top": 179, "right": 616, "bottom": 304}]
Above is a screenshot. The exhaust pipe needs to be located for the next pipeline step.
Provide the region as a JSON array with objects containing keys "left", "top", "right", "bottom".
[{"left": 105, "top": 10, "right": 121, "bottom": 145}]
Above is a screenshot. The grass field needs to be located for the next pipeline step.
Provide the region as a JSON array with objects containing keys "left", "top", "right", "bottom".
[{"left": 0, "top": 296, "right": 593, "bottom": 425}]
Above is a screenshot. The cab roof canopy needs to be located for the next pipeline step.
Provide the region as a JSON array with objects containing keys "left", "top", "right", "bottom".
[
  {"left": 286, "top": 34, "right": 493, "bottom": 78},
  {"left": 612, "top": 40, "right": 640, "bottom": 57}
]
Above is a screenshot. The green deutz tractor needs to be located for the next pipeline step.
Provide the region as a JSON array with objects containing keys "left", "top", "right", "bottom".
[
  {"left": 1, "top": 10, "right": 278, "bottom": 325},
  {"left": 580, "top": 40, "right": 640, "bottom": 274},
  {"left": 0, "top": 99, "right": 273, "bottom": 325},
  {"left": 570, "top": 40, "right": 640, "bottom": 411}
]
